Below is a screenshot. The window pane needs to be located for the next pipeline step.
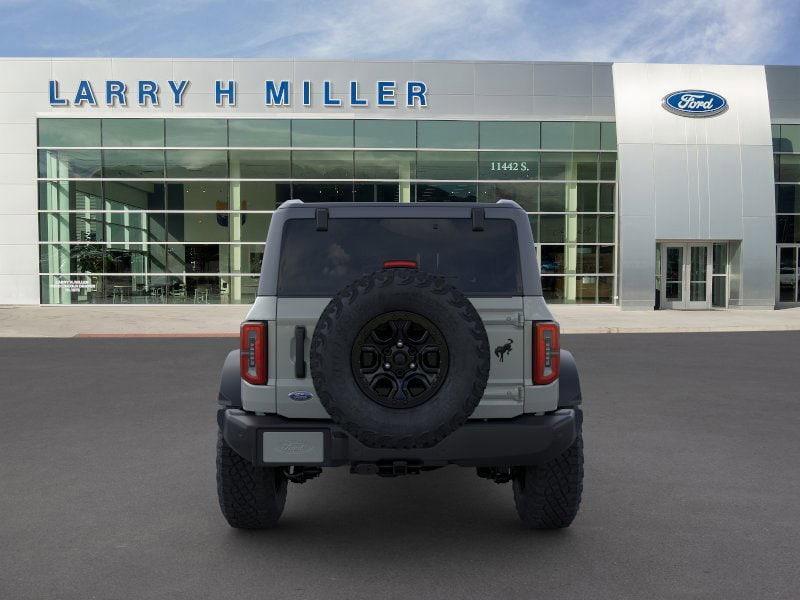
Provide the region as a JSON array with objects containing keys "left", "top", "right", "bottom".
[
  {"left": 597, "top": 276, "right": 613, "bottom": 303},
  {"left": 291, "top": 120, "right": 353, "bottom": 147},
  {"left": 540, "top": 245, "right": 565, "bottom": 274},
  {"left": 780, "top": 125, "right": 800, "bottom": 153},
  {"left": 574, "top": 122, "right": 600, "bottom": 150},
  {"left": 167, "top": 182, "right": 229, "bottom": 211},
  {"left": 416, "top": 151, "right": 477, "bottom": 180},
  {"left": 540, "top": 215, "right": 566, "bottom": 243},
  {"left": 38, "top": 149, "right": 102, "bottom": 178},
  {"left": 166, "top": 150, "right": 227, "bottom": 178},
  {"left": 577, "top": 183, "right": 598, "bottom": 211},
  {"left": 479, "top": 122, "right": 540, "bottom": 149},
  {"left": 102, "top": 119, "right": 164, "bottom": 147},
  {"left": 528, "top": 214, "right": 539, "bottom": 240},
  {"left": 39, "top": 119, "right": 100, "bottom": 147},
  {"left": 772, "top": 124, "right": 782, "bottom": 152},
  {"left": 478, "top": 152, "right": 539, "bottom": 179},
  {"left": 778, "top": 155, "right": 800, "bottom": 182},
  {"left": 229, "top": 150, "right": 290, "bottom": 179},
  {"left": 575, "top": 153, "right": 598, "bottom": 180},
  {"left": 291, "top": 183, "right": 354, "bottom": 202},
  {"left": 166, "top": 119, "right": 227, "bottom": 147},
  {"left": 598, "top": 245, "right": 614, "bottom": 273},
  {"left": 105, "top": 243, "right": 163, "bottom": 273},
  {"left": 541, "top": 276, "right": 565, "bottom": 302},
  {"left": 229, "top": 119, "right": 290, "bottom": 147},
  {"left": 105, "top": 182, "right": 165, "bottom": 211},
  {"left": 38, "top": 212, "right": 105, "bottom": 243},
  {"left": 355, "top": 120, "right": 416, "bottom": 148},
  {"left": 239, "top": 181, "right": 291, "bottom": 210},
  {"left": 416, "top": 183, "right": 477, "bottom": 202},
  {"left": 106, "top": 212, "right": 164, "bottom": 243},
  {"left": 779, "top": 247, "right": 796, "bottom": 274},
  {"left": 292, "top": 150, "right": 353, "bottom": 178},
  {"left": 600, "top": 153, "right": 617, "bottom": 180},
  {"left": 776, "top": 215, "right": 800, "bottom": 243},
  {"left": 539, "top": 183, "right": 566, "bottom": 212},
  {"left": 354, "top": 151, "right": 416, "bottom": 179},
  {"left": 599, "top": 215, "right": 615, "bottom": 242},
  {"left": 103, "top": 150, "right": 164, "bottom": 178},
  {"left": 599, "top": 183, "right": 615, "bottom": 212},
  {"left": 168, "top": 212, "right": 231, "bottom": 243},
  {"left": 713, "top": 243, "right": 727, "bottom": 274},
  {"left": 417, "top": 121, "right": 478, "bottom": 149},
  {"left": 354, "top": 183, "right": 406, "bottom": 202},
  {"left": 577, "top": 215, "right": 597, "bottom": 243},
  {"left": 577, "top": 245, "right": 597, "bottom": 273},
  {"left": 240, "top": 212, "right": 272, "bottom": 242},
  {"left": 600, "top": 123, "right": 617, "bottom": 151},
  {"left": 776, "top": 185, "right": 800, "bottom": 213},
  {"left": 478, "top": 182, "right": 538, "bottom": 211},
  {"left": 540, "top": 152, "right": 570, "bottom": 180},
  {"left": 541, "top": 122, "right": 573, "bottom": 150},
  {"left": 39, "top": 181, "right": 103, "bottom": 210},
  {"left": 576, "top": 275, "right": 597, "bottom": 303}
]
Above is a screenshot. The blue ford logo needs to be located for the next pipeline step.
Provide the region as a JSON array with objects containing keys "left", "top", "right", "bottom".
[
  {"left": 662, "top": 90, "right": 728, "bottom": 117},
  {"left": 288, "top": 391, "right": 313, "bottom": 401}
]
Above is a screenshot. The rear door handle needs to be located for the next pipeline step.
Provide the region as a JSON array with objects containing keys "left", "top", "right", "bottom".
[{"left": 294, "top": 326, "right": 306, "bottom": 378}]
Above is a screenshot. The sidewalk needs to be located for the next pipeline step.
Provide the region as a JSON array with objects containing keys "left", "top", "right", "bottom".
[{"left": 2, "top": 304, "right": 800, "bottom": 337}]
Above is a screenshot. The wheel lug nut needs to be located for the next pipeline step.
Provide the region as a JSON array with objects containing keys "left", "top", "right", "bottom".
[
  {"left": 384, "top": 363, "right": 391, "bottom": 369},
  {"left": 410, "top": 363, "right": 416, "bottom": 369},
  {"left": 397, "top": 341, "right": 403, "bottom": 348}
]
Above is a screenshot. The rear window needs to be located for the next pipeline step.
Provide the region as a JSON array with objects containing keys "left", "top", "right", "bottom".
[{"left": 277, "top": 217, "right": 522, "bottom": 296}]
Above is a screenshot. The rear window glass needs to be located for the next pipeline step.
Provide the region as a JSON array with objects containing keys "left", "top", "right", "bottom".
[{"left": 277, "top": 217, "right": 522, "bottom": 296}]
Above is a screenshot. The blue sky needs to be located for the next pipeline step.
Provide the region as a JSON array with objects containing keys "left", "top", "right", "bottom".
[{"left": 1, "top": 0, "right": 798, "bottom": 65}]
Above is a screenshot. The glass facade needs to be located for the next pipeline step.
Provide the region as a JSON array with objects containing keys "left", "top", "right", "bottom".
[
  {"left": 773, "top": 124, "right": 800, "bottom": 304},
  {"left": 37, "top": 118, "right": 617, "bottom": 304}
]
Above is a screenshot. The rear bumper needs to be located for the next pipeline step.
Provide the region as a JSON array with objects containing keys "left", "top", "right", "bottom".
[{"left": 219, "top": 408, "right": 579, "bottom": 468}]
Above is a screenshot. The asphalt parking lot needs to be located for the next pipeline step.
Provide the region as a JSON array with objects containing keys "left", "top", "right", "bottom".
[{"left": 1, "top": 332, "right": 799, "bottom": 600}]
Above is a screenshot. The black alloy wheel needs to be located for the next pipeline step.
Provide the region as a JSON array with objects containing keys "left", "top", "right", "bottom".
[{"left": 351, "top": 311, "right": 449, "bottom": 409}]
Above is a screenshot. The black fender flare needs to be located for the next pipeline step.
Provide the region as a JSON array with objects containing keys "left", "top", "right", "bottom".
[
  {"left": 218, "top": 349, "right": 242, "bottom": 419},
  {"left": 558, "top": 349, "right": 582, "bottom": 408}
]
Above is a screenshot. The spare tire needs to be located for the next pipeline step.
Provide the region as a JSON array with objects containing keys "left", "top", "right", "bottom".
[{"left": 310, "top": 268, "right": 490, "bottom": 449}]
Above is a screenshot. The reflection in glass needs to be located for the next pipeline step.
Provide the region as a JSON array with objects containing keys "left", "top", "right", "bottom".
[
  {"left": 166, "top": 150, "right": 228, "bottom": 178},
  {"left": 38, "top": 149, "right": 102, "bottom": 178},
  {"left": 292, "top": 120, "right": 353, "bottom": 147},
  {"left": 478, "top": 182, "right": 538, "bottom": 211},
  {"left": 229, "top": 150, "right": 290, "bottom": 179},
  {"left": 103, "top": 149, "right": 165, "bottom": 178},
  {"left": 354, "top": 151, "right": 416, "bottom": 179},
  {"left": 355, "top": 120, "right": 416, "bottom": 148},
  {"left": 103, "top": 119, "right": 164, "bottom": 147},
  {"left": 416, "top": 183, "right": 476, "bottom": 202},
  {"left": 229, "top": 120, "right": 290, "bottom": 147},
  {"left": 479, "top": 122, "right": 540, "bottom": 149},
  {"left": 417, "top": 121, "right": 478, "bottom": 149},
  {"left": 166, "top": 119, "right": 227, "bottom": 147},
  {"left": 416, "top": 151, "right": 477, "bottom": 180},
  {"left": 39, "top": 119, "right": 101, "bottom": 147}
]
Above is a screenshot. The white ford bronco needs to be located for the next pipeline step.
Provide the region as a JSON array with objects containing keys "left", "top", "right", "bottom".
[{"left": 216, "top": 200, "right": 583, "bottom": 529}]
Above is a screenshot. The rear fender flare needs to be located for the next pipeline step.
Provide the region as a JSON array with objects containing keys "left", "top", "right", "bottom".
[{"left": 558, "top": 349, "right": 582, "bottom": 408}]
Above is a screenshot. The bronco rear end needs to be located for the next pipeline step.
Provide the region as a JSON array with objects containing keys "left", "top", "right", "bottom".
[{"left": 216, "top": 200, "right": 584, "bottom": 530}]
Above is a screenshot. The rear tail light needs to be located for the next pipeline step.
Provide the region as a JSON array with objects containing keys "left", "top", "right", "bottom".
[
  {"left": 240, "top": 321, "right": 267, "bottom": 385},
  {"left": 533, "top": 322, "right": 560, "bottom": 385}
]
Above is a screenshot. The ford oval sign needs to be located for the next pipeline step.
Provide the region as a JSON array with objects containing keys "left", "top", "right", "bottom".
[
  {"left": 288, "top": 391, "right": 313, "bottom": 402},
  {"left": 662, "top": 90, "right": 728, "bottom": 117}
]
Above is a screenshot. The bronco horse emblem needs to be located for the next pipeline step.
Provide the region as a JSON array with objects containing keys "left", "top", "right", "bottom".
[{"left": 494, "top": 338, "right": 513, "bottom": 362}]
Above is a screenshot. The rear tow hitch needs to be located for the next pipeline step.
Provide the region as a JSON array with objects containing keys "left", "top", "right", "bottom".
[{"left": 476, "top": 467, "right": 512, "bottom": 484}]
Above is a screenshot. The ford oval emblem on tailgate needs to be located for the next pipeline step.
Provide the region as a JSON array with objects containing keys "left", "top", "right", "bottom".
[{"left": 288, "top": 390, "right": 313, "bottom": 401}]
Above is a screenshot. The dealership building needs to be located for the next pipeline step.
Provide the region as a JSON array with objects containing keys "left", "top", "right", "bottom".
[{"left": 0, "top": 58, "right": 798, "bottom": 309}]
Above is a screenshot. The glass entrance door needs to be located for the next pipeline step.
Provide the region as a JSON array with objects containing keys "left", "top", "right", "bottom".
[{"left": 659, "top": 243, "right": 712, "bottom": 309}]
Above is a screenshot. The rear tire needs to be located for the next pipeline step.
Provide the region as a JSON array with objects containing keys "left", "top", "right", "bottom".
[
  {"left": 216, "top": 431, "right": 288, "bottom": 529},
  {"left": 512, "top": 410, "right": 584, "bottom": 529}
]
